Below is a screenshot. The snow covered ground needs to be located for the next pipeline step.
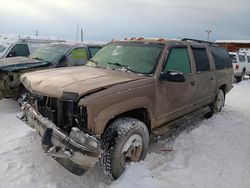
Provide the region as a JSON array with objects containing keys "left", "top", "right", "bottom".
[{"left": 1, "top": 80, "right": 250, "bottom": 188}]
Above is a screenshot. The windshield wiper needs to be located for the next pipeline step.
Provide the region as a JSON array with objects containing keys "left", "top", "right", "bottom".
[
  {"left": 33, "top": 57, "right": 43, "bottom": 60},
  {"left": 32, "top": 57, "right": 52, "bottom": 64},
  {"left": 107, "top": 62, "right": 133, "bottom": 72}
]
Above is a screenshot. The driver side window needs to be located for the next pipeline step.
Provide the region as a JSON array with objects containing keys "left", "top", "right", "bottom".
[
  {"left": 7, "top": 44, "right": 30, "bottom": 57},
  {"left": 164, "top": 47, "right": 191, "bottom": 75}
]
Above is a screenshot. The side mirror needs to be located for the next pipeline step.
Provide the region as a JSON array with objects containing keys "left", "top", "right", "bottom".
[{"left": 160, "top": 70, "right": 186, "bottom": 82}]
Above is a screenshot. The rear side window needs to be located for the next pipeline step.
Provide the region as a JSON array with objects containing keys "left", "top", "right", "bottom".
[
  {"left": 165, "top": 47, "right": 191, "bottom": 75},
  {"left": 192, "top": 47, "right": 210, "bottom": 73},
  {"left": 239, "top": 55, "right": 246, "bottom": 62},
  {"left": 211, "top": 46, "right": 233, "bottom": 69}
]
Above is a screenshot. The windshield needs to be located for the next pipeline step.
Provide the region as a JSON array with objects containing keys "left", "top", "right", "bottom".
[
  {"left": 30, "top": 44, "right": 69, "bottom": 64},
  {"left": 88, "top": 42, "right": 163, "bottom": 74}
]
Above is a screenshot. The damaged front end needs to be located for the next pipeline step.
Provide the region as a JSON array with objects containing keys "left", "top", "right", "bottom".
[{"left": 19, "top": 94, "right": 101, "bottom": 175}]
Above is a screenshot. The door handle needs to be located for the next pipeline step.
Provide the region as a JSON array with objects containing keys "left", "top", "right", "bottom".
[{"left": 191, "top": 81, "right": 195, "bottom": 85}]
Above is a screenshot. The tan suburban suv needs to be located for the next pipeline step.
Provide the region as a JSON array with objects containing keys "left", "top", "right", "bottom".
[{"left": 19, "top": 38, "right": 234, "bottom": 179}]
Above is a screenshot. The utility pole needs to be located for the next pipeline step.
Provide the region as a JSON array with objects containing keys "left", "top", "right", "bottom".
[
  {"left": 35, "top": 30, "right": 39, "bottom": 36},
  {"left": 81, "top": 29, "right": 83, "bottom": 42},
  {"left": 206, "top": 29, "right": 212, "bottom": 41}
]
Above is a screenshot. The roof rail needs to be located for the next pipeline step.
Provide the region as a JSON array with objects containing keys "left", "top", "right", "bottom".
[
  {"left": 181, "top": 38, "right": 216, "bottom": 45},
  {"left": 19, "top": 38, "right": 65, "bottom": 43}
]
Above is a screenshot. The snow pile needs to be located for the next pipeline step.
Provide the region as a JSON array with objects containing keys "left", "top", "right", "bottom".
[
  {"left": 0, "top": 80, "right": 250, "bottom": 188},
  {"left": 112, "top": 80, "right": 250, "bottom": 188}
]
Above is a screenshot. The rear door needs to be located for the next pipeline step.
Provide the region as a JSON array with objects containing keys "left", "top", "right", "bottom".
[
  {"left": 156, "top": 45, "right": 196, "bottom": 126},
  {"left": 191, "top": 46, "right": 215, "bottom": 107}
]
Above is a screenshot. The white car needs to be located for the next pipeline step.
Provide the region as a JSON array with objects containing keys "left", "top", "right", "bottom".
[
  {"left": 229, "top": 51, "right": 250, "bottom": 82},
  {"left": 0, "top": 37, "right": 65, "bottom": 59}
]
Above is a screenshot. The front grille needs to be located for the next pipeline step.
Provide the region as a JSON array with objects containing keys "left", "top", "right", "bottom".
[{"left": 34, "top": 96, "right": 88, "bottom": 133}]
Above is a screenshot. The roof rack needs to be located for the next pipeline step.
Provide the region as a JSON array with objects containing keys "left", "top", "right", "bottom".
[
  {"left": 19, "top": 38, "right": 65, "bottom": 43},
  {"left": 181, "top": 38, "right": 216, "bottom": 45}
]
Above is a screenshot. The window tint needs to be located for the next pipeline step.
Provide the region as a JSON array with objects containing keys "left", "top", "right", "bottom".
[
  {"left": 211, "top": 46, "right": 233, "bottom": 69},
  {"left": 164, "top": 47, "right": 191, "bottom": 75},
  {"left": 67, "top": 48, "right": 88, "bottom": 66},
  {"left": 192, "top": 47, "right": 210, "bottom": 72},
  {"left": 239, "top": 55, "right": 246, "bottom": 62},
  {"left": 8, "top": 44, "right": 30, "bottom": 57}
]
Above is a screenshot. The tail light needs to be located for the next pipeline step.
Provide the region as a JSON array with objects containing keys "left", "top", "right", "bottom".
[{"left": 235, "top": 64, "right": 240, "bottom": 70}]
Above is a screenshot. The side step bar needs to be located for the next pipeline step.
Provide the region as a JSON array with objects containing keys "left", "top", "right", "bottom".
[{"left": 152, "top": 106, "right": 210, "bottom": 140}]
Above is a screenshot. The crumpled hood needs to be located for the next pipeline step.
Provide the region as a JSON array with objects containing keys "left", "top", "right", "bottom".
[
  {"left": 0, "top": 56, "right": 50, "bottom": 72},
  {"left": 20, "top": 66, "right": 146, "bottom": 99}
]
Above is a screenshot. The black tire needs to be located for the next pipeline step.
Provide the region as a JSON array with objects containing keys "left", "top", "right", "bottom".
[
  {"left": 205, "top": 89, "right": 225, "bottom": 118},
  {"left": 235, "top": 76, "right": 241, "bottom": 83},
  {"left": 236, "top": 71, "right": 245, "bottom": 83},
  {"left": 241, "top": 71, "right": 245, "bottom": 81},
  {"left": 100, "top": 117, "right": 149, "bottom": 179}
]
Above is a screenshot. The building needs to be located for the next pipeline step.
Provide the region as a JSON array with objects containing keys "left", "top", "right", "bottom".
[{"left": 215, "top": 40, "right": 250, "bottom": 52}]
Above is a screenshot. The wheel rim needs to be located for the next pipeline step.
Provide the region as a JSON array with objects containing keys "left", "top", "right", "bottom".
[
  {"left": 121, "top": 134, "right": 143, "bottom": 167},
  {"left": 215, "top": 92, "right": 224, "bottom": 113}
]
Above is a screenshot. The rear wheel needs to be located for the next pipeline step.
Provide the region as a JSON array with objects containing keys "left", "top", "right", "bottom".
[
  {"left": 236, "top": 71, "right": 245, "bottom": 83},
  {"left": 205, "top": 89, "right": 225, "bottom": 118},
  {"left": 100, "top": 117, "right": 149, "bottom": 179}
]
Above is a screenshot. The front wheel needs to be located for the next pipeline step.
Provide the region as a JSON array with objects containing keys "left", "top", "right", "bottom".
[
  {"left": 100, "top": 117, "right": 149, "bottom": 179},
  {"left": 205, "top": 89, "right": 225, "bottom": 118}
]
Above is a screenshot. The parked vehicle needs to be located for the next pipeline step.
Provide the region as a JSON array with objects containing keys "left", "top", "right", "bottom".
[
  {"left": 0, "top": 42, "right": 103, "bottom": 99},
  {"left": 0, "top": 38, "right": 65, "bottom": 59},
  {"left": 229, "top": 51, "right": 250, "bottom": 82},
  {"left": 20, "top": 38, "right": 233, "bottom": 179}
]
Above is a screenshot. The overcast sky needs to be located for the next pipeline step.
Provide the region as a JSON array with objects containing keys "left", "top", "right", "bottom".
[{"left": 0, "top": 0, "right": 249, "bottom": 41}]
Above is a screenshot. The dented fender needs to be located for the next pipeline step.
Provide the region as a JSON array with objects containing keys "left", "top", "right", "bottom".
[{"left": 92, "top": 97, "right": 155, "bottom": 134}]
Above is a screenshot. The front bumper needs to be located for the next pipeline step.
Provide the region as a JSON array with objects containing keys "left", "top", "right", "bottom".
[{"left": 20, "top": 102, "right": 101, "bottom": 174}]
